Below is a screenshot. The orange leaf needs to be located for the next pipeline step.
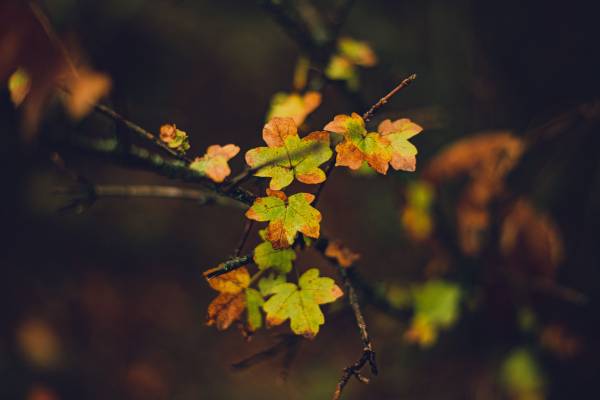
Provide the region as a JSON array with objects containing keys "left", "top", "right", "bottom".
[
  {"left": 207, "top": 292, "right": 246, "bottom": 330},
  {"left": 325, "top": 240, "right": 360, "bottom": 267}
]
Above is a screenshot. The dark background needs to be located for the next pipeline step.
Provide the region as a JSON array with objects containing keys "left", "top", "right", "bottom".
[{"left": 1, "top": 1, "right": 599, "bottom": 399}]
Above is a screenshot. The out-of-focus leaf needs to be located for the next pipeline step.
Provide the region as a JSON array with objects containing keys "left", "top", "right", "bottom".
[
  {"left": 501, "top": 348, "right": 545, "bottom": 400},
  {"left": 539, "top": 324, "right": 581, "bottom": 359},
  {"left": 500, "top": 199, "right": 563, "bottom": 278},
  {"left": 325, "top": 240, "right": 360, "bottom": 267},
  {"left": 246, "top": 190, "right": 321, "bottom": 249},
  {"left": 262, "top": 268, "right": 343, "bottom": 338},
  {"left": 405, "top": 280, "right": 461, "bottom": 347},
  {"left": 401, "top": 180, "right": 435, "bottom": 241},
  {"left": 0, "top": 3, "right": 111, "bottom": 136},
  {"left": 190, "top": 144, "right": 240, "bottom": 183},
  {"left": 16, "top": 318, "right": 61, "bottom": 369},
  {"left": 63, "top": 67, "right": 111, "bottom": 120},
  {"left": 423, "top": 131, "right": 524, "bottom": 255},
  {"left": 8, "top": 68, "right": 30, "bottom": 106},
  {"left": 337, "top": 37, "right": 377, "bottom": 67},
  {"left": 246, "top": 118, "right": 332, "bottom": 190},
  {"left": 266, "top": 91, "right": 321, "bottom": 126}
]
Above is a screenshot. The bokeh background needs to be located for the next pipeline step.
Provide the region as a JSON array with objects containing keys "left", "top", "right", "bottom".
[{"left": 1, "top": 0, "right": 599, "bottom": 399}]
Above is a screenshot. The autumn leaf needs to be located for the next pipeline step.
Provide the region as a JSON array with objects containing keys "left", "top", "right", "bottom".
[
  {"left": 245, "top": 190, "right": 321, "bottom": 249},
  {"left": 204, "top": 267, "right": 250, "bottom": 330},
  {"left": 245, "top": 118, "right": 332, "bottom": 190},
  {"left": 266, "top": 91, "right": 321, "bottom": 126},
  {"left": 337, "top": 37, "right": 377, "bottom": 67},
  {"left": 245, "top": 288, "right": 264, "bottom": 332},
  {"left": 207, "top": 292, "right": 246, "bottom": 330},
  {"left": 401, "top": 180, "right": 435, "bottom": 241},
  {"left": 204, "top": 266, "right": 250, "bottom": 294},
  {"left": 377, "top": 118, "right": 423, "bottom": 172},
  {"left": 190, "top": 144, "right": 240, "bottom": 183},
  {"left": 159, "top": 124, "right": 190, "bottom": 153},
  {"left": 325, "top": 240, "right": 360, "bottom": 267},
  {"left": 262, "top": 268, "right": 343, "bottom": 338},
  {"left": 325, "top": 113, "right": 392, "bottom": 174},
  {"left": 62, "top": 67, "right": 111, "bottom": 120},
  {"left": 253, "top": 229, "right": 296, "bottom": 273}
]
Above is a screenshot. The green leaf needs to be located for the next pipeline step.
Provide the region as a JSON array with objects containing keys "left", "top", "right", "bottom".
[
  {"left": 253, "top": 241, "right": 296, "bottom": 273},
  {"left": 245, "top": 288, "right": 264, "bottom": 331},
  {"left": 412, "top": 280, "right": 461, "bottom": 328},
  {"left": 262, "top": 268, "right": 343, "bottom": 338},
  {"left": 245, "top": 117, "right": 332, "bottom": 190},
  {"left": 501, "top": 348, "right": 545, "bottom": 396},
  {"left": 258, "top": 273, "right": 287, "bottom": 297},
  {"left": 246, "top": 191, "right": 321, "bottom": 249}
]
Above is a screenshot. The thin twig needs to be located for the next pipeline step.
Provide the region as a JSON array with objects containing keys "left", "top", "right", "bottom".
[
  {"left": 234, "top": 220, "right": 255, "bottom": 256},
  {"left": 313, "top": 158, "right": 336, "bottom": 207},
  {"left": 66, "top": 136, "right": 257, "bottom": 206},
  {"left": 362, "top": 73, "right": 417, "bottom": 122},
  {"left": 94, "top": 104, "right": 192, "bottom": 163}
]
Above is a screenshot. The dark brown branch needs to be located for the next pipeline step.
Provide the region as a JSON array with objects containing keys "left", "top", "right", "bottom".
[
  {"left": 313, "top": 238, "right": 377, "bottom": 400},
  {"left": 94, "top": 104, "right": 193, "bottom": 163},
  {"left": 362, "top": 73, "right": 417, "bottom": 122},
  {"left": 204, "top": 255, "right": 253, "bottom": 280}
]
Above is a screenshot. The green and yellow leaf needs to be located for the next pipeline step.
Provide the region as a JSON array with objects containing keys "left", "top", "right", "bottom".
[
  {"left": 254, "top": 229, "right": 296, "bottom": 273},
  {"left": 159, "top": 124, "right": 190, "bottom": 152},
  {"left": 258, "top": 273, "right": 287, "bottom": 297},
  {"left": 245, "top": 117, "right": 332, "bottom": 190},
  {"left": 262, "top": 268, "right": 343, "bottom": 338},
  {"left": 325, "top": 113, "right": 392, "bottom": 174},
  {"left": 245, "top": 288, "right": 264, "bottom": 331},
  {"left": 245, "top": 190, "right": 321, "bottom": 249}
]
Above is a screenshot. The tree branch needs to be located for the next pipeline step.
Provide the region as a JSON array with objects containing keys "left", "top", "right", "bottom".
[
  {"left": 94, "top": 103, "right": 193, "bottom": 163},
  {"left": 362, "top": 73, "right": 417, "bottom": 122}
]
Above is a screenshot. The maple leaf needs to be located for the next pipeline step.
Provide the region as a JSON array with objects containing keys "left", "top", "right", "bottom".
[
  {"left": 337, "top": 37, "right": 377, "bottom": 67},
  {"left": 245, "top": 117, "right": 332, "bottom": 190},
  {"left": 325, "top": 240, "right": 360, "bottom": 268},
  {"left": 253, "top": 229, "right": 296, "bottom": 273},
  {"left": 377, "top": 118, "right": 423, "bottom": 172},
  {"left": 203, "top": 267, "right": 250, "bottom": 330},
  {"left": 325, "top": 113, "right": 392, "bottom": 174},
  {"left": 159, "top": 124, "right": 190, "bottom": 153},
  {"left": 245, "top": 190, "right": 322, "bottom": 249},
  {"left": 266, "top": 91, "right": 321, "bottom": 126},
  {"left": 190, "top": 144, "right": 240, "bottom": 183},
  {"left": 262, "top": 268, "right": 343, "bottom": 338},
  {"left": 245, "top": 288, "right": 264, "bottom": 332}
]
